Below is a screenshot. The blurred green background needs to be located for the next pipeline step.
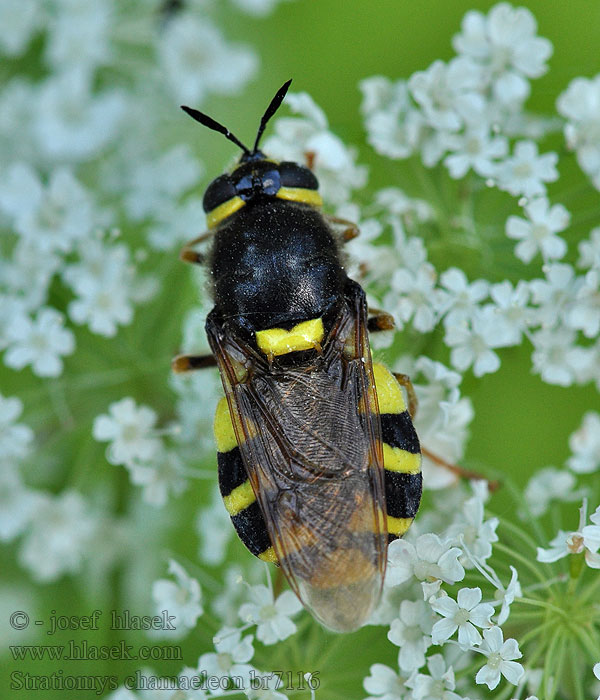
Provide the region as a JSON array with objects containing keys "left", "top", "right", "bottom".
[{"left": 2, "top": 1, "right": 599, "bottom": 698}]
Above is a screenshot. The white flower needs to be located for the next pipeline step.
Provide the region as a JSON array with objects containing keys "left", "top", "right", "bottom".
[
  {"left": 409, "top": 57, "right": 484, "bottom": 132},
  {"left": 0, "top": 394, "right": 33, "bottom": 461},
  {"left": 264, "top": 92, "right": 367, "bottom": 205},
  {"left": 524, "top": 467, "right": 579, "bottom": 517},
  {"left": 63, "top": 236, "right": 156, "bottom": 337},
  {"left": 158, "top": 15, "right": 257, "bottom": 104},
  {"left": 360, "top": 77, "right": 423, "bottom": 160},
  {"left": 34, "top": 68, "right": 125, "bottom": 161},
  {"left": 529, "top": 263, "right": 578, "bottom": 329},
  {"left": 578, "top": 226, "right": 600, "bottom": 270},
  {"left": 6, "top": 164, "right": 95, "bottom": 253},
  {"left": 124, "top": 145, "right": 202, "bottom": 221},
  {"left": 68, "top": 282, "right": 133, "bottom": 338},
  {"left": 93, "top": 398, "right": 162, "bottom": 467},
  {"left": 128, "top": 449, "right": 187, "bottom": 507},
  {"left": 3, "top": 307, "right": 74, "bottom": 377},
  {"left": 447, "top": 485, "right": 499, "bottom": 564},
  {"left": 453, "top": 4, "right": 552, "bottom": 104},
  {"left": 557, "top": 74, "right": 600, "bottom": 189},
  {"left": 238, "top": 584, "right": 302, "bottom": 645},
  {"left": 445, "top": 305, "right": 511, "bottom": 377},
  {"left": 0, "top": 470, "right": 40, "bottom": 542},
  {"left": 438, "top": 267, "right": 489, "bottom": 328},
  {"left": 386, "top": 533, "right": 465, "bottom": 587},
  {"left": 568, "top": 412, "right": 600, "bottom": 474},
  {"left": 387, "top": 599, "right": 433, "bottom": 672},
  {"left": 363, "top": 663, "right": 408, "bottom": 700},
  {"left": 199, "top": 627, "right": 255, "bottom": 686},
  {"left": 475, "top": 626, "right": 524, "bottom": 690},
  {"left": 444, "top": 125, "right": 508, "bottom": 178},
  {"left": 495, "top": 566, "right": 522, "bottom": 626},
  {"left": 530, "top": 326, "right": 577, "bottom": 387},
  {"left": 506, "top": 198, "right": 570, "bottom": 263},
  {"left": 45, "top": 0, "right": 112, "bottom": 72},
  {"left": 537, "top": 502, "right": 600, "bottom": 568},
  {"left": 388, "top": 263, "right": 439, "bottom": 332},
  {"left": 496, "top": 141, "right": 558, "bottom": 198},
  {"left": 568, "top": 269, "right": 600, "bottom": 338},
  {"left": 431, "top": 587, "right": 494, "bottom": 648},
  {"left": 152, "top": 559, "right": 203, "bottom": 635},
  {"left": 408, "top": 654, "right": 464, "bottom": 700},
  {"left": 18, "top": 490, "right": 97, "bottom": 582},
  {"left": 489, "top": 280, "right": 533, "bottom": 345}
]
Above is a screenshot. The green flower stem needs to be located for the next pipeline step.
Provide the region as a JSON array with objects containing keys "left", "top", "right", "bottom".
[
  {"left": 568, "top": 551, "right": 585, "bottom": 592},
  {"left": 542, "top": 626, "right": 563, "bottom": 700},
  {"left": 570, "top": 638, "right": 586, "bottom": 700},
  {"left": 494, "top": 542, "right": 551, "bottom": 586},
  {"left": 515, "top": 597, "right": 569, "bottom": 618}
]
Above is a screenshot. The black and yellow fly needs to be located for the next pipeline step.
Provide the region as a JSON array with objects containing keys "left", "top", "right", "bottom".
[{"left": 173, "top": 81, "right": 422, "bottom": 632}]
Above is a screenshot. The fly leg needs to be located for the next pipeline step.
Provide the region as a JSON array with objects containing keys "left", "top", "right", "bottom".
[
  {"left": 323, "top": 214, "right": 360, "bottom": 242},
  {"left": 179, "top": 231, "right": 212, "bottom": 265},
  {"left": 368, "top": 308, "right": 396, "bottom": 334},
  {"left": 172, "top": 354, "right": 217, "bottom": 373}
]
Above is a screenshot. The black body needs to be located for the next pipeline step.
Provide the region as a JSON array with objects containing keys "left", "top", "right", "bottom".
[{"left": 208, "top": 198, "right": 347, "bottom": 335}]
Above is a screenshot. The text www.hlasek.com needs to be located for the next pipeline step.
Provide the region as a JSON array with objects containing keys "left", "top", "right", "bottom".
[{"left": 10, "top": 639, "right": 181, "bottom": 661}]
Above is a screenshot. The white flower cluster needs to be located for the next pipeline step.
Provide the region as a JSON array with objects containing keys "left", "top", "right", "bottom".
[
  {"left": 361, "top": 3, "right": 555, "bottom": 185},
  {"left": 0, "top": 0, "right": 275, "bottom": 376},
  {"left": 362, "top": 482, "right": 526, "bottom": 698},
  {"left": 0, "top": 393, "right": 105, "bottom": 582},
  {"left": 93, "top": 397, "right": 188, "bottom": 507},
  {"left": 353, "top": 4, "right": 600, "bottom": 391}
]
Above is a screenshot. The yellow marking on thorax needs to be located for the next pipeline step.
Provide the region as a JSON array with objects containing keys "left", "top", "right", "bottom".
[
  {"left": 223, "top": 480, "right": 256, "bottom": 516},
  {"left": 387, "top": 516, "right": 413, "bottom": 536},
  {"left": 373, "top": 363, "right": 406, "bottom": 414},
  {"left": 207, "top": 196, "right": 245, "bottom": 229},
  {"left": 258, "top": 547, "right": 278, "bottom": 563},
  {"left": 276, "top": 187, "right": 323, "bottom": 207},
  {"left": 256, "top": 318, "right": 324, "bottom": 356},
  {"left": 214, "top": 397, "right": 238, "bottom": 453},
  {"left": 382, "top": 444, "right": 421, "bottom": 474}
]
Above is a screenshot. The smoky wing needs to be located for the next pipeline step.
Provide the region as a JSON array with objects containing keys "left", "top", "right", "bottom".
[{"left": 207, "top": 297, "right": 387, "bottom": 632}]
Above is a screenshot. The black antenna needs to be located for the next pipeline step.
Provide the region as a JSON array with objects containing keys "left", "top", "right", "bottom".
[
  {"left": 252, "top": 79, "right": 292, "bottom": 154},
  {"left": 180, "top": 105, "right": 250, "bottom": 156}
]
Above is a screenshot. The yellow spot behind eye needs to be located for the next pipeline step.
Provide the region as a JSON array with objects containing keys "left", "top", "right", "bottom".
[
  {"left": 256, "top": 318, "right": 324, "bottom": 356},
  {"left": 207, "top": 196, "right": 245, "bottom": 228},
  {"left": 223, "top": 480, "right": 256, "bottom": 516},
  {"left": 214, "top": 398, "right": 237, "bottom": 452},
  {"left": 383, "top": 444, "right": 421, "bottom": 474},
  {"left": 373, "top": 363, "right": 406, "bottom": 414},
  {"left": 276, "top": 187, "right": 323, "bottom": 207}
]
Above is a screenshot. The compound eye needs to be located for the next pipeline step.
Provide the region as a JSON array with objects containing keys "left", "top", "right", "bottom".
[
  {"left": 278, "top": 161, "right": 319, "bottom": 190},
  {"left": 203, "top": 174, "right": 236, "bottom": 213}
]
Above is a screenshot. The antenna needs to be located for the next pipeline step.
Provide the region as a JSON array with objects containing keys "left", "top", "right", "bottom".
[
  {"left": 252, "top": 79, "right": 292, "bottom": 154},
  {"left": 180, "top": 79, "right": 292, "bottom": 159},
  {"left": 180, "top": 105, "right": 250, "bottom": 156}
]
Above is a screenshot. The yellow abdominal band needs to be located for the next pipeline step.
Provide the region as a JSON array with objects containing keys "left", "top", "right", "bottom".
[
  {"left": 372, "top": 363, "right": 406, "bottom": 414},
  {"left": 256, "top": 318, "right": 324, "bottom": 356}
]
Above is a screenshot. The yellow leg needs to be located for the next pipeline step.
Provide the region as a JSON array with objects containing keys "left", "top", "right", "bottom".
[{"left": 179, "top": 231, "right": 212, "bottom": 265}]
